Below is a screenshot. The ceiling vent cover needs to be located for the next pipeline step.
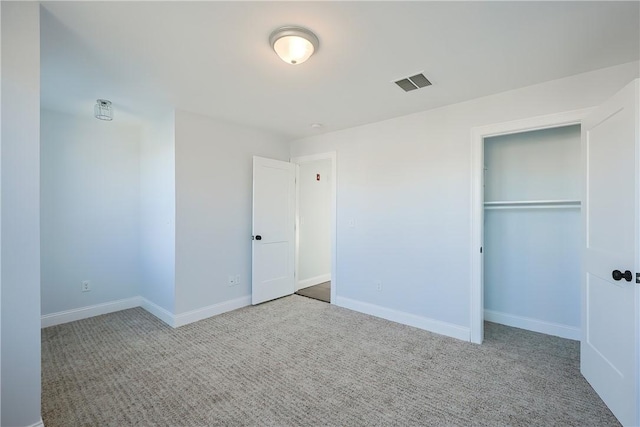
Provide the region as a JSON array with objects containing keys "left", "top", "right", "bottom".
[{"left": 395, "top": 73, "right": 432, "bottom": 92}]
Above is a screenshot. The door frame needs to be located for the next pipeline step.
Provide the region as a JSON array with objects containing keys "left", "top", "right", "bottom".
[
  {"left": 470, "top": 108, "right": 594, "bottom": 344},
  {"left": 291, "top": 152, "right": 337, "bottom": 303}
]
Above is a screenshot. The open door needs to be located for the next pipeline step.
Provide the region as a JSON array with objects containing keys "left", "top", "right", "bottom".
[
  {"left": 581, "top": 79, "right": 639, "bottom": 427},
  {"left": 251, "top": 156, "right": 295, "bottom": 305}
]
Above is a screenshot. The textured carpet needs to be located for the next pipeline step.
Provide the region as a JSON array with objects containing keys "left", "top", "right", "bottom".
[
  {"left": 295, "top": 281, "right": 330, "bottom": 303},
  {"left": 41, "top": 295, "right": 619, "bottom": 426}
]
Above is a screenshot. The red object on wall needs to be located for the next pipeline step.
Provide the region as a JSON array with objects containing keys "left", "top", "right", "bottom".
[{"left": 316, "top": 173, "right": 320, "bottom": 181}]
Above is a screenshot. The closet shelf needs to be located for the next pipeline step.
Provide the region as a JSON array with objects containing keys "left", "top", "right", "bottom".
[{"left": 484, "top": 200, "right": 581, "bottom": 210}]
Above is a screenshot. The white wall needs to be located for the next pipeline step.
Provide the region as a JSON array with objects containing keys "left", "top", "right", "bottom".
[
  {"left": 174, "top": 110, "right": 289, "bottom": 314},
  {"left": 484, "top": 126, "right": 581, "bottom": 202},
  {"left": 297, "top": 159, "right": 331, "bottom": 287},
  {"left": 484, "top": 209, "right": 581, "bottom": 328},
  {"left": 484, "top": 126, "right": 581, "bottom": 334},
  {"left": 40, "top": 109, "right": 142, "bottom": 315},
  {"left": 140, "top": 113, "right": 175, "bottom": 312},
  {"left": 289, "top": 61, "right": 639, "bottom": 338},
  {"left": 1, "top": 2, "right": 42, "bottom": 425}
]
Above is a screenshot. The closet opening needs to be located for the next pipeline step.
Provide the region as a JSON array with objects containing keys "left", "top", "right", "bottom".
[
  {"left": 482, "top": 125, "right": 581, "bottom": 340},
  {"left": 469, "top": 108, "right": 592, "bottom": 344}
]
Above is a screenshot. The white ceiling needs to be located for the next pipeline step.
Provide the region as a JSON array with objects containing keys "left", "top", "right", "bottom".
[{"left": 41, "top": 1, "right": 640, "bottom": 139}]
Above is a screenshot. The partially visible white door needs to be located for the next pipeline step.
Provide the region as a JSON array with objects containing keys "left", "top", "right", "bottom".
[
  {"left": 252, "top": 156, "right": 295, "bottom": 305},
  {"left": 581, "top": 79, "right": 639, "bottom": 427}
]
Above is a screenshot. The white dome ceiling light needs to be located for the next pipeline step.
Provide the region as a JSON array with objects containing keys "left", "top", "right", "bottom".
[{"left": 269, "top": 26, "right": 319, "bottom": 65}]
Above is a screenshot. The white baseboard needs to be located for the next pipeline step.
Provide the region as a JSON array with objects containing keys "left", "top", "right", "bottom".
[
  {"left": 25, "top": 419, "right": 44, "bottom": 427},
  {"left": 41, "top": 295, "right": 252, "bottom": 330},
  {"left": 139, "top": 298, "right": 176, "bottom": 328},
  {"left": 173, "top": 296, "right": 251, "bottom": 327},
  {"left": 484, "top": 309, "right": 580, "bottom": 340},
  {"left": 41, "top": 297, "right": 142, "bottom": 328},
  {"left": 335, "top": 296, "right": 470, "bottom": 342},
  {"left": 297, "top": 273, "right": 331, "bottom": 290}
]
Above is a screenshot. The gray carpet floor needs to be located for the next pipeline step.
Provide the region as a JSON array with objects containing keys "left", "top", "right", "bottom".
[
  {"left": 295, "top": 281, "right": 330, "bottom": 303},
  {"left": 41, "top": 295, "right": 619, "bottom": 426}
]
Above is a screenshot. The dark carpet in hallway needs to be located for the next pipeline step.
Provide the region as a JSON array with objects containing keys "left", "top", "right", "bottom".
[{"left": 295, "top": 281, "right": 330, "bottom": 303}]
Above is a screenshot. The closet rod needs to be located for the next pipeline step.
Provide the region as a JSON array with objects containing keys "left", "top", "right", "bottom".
[{"left": 484, "top": 200, "right": 581, "bottom": 210}]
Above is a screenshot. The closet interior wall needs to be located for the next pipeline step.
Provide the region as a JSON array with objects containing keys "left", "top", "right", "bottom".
[{"left": 483, "top": 125, "right": 582, "bottom": 338}]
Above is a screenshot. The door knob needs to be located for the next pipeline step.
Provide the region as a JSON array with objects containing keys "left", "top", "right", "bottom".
[
  {"left": 612, "top": 270, "right": 632, "bottom": 282},
  {"left": 254, "top": 235, "right": 262, "bottom": 241}
]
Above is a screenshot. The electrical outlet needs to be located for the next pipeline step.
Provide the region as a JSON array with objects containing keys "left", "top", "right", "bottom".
[
  {"left": 81, "top": 280, "right": 91, "bottom": 292},
  {"left": 228, "top": 275, "right": 236, "bottom": 286},
  {"left": 376, "top": 281, "right": 382, "bottom": 291},
  {"left": 235, "top": 274, "right": 241, "bottom": 286}
]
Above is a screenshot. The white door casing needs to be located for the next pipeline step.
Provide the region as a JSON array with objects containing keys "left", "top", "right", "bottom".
[
  {"left": 252, "top": 156, "right": 296, "bottom": 305},
  {"left": 470, "top": 108, "right": 593, "bottom": 344},
  {"left": 581, "top": 79, "right": 639, "bottom": 427}
]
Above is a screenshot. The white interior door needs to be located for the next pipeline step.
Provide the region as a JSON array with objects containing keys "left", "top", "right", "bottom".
[
  {"left": 252, "top": 156, "right": 295, "bottom": 305},
  {"left": 581, "top": 79, "right": 639, "bottom": 427}
]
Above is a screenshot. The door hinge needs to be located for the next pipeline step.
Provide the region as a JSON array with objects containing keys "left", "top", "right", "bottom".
[
  {"left": 480, "top": 246, "right": 483, "bottom": 254},
  {"left": 636, "top": 272, "right": 639, "bottom": 284}
]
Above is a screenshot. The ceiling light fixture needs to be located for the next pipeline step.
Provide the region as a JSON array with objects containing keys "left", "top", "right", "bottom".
[
  {"left": 269, "top": 26, "right": 319, "bottom": 65},
  {"left": 94, "top": 99, "right": 113, "bottom": 121}
]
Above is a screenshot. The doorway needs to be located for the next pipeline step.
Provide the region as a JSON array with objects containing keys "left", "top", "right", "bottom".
[
  {"left": 483, "top": 125, "right": 581, "bottom": 339},
  {"left": 291, "top": 153, "right": 336, "bottom": 303},
  {"left": 468, "top": 82, "right": 639, "bottom": 426},
  {"left": 470, "top": 109, "right": 593, "bottom": 344}
]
